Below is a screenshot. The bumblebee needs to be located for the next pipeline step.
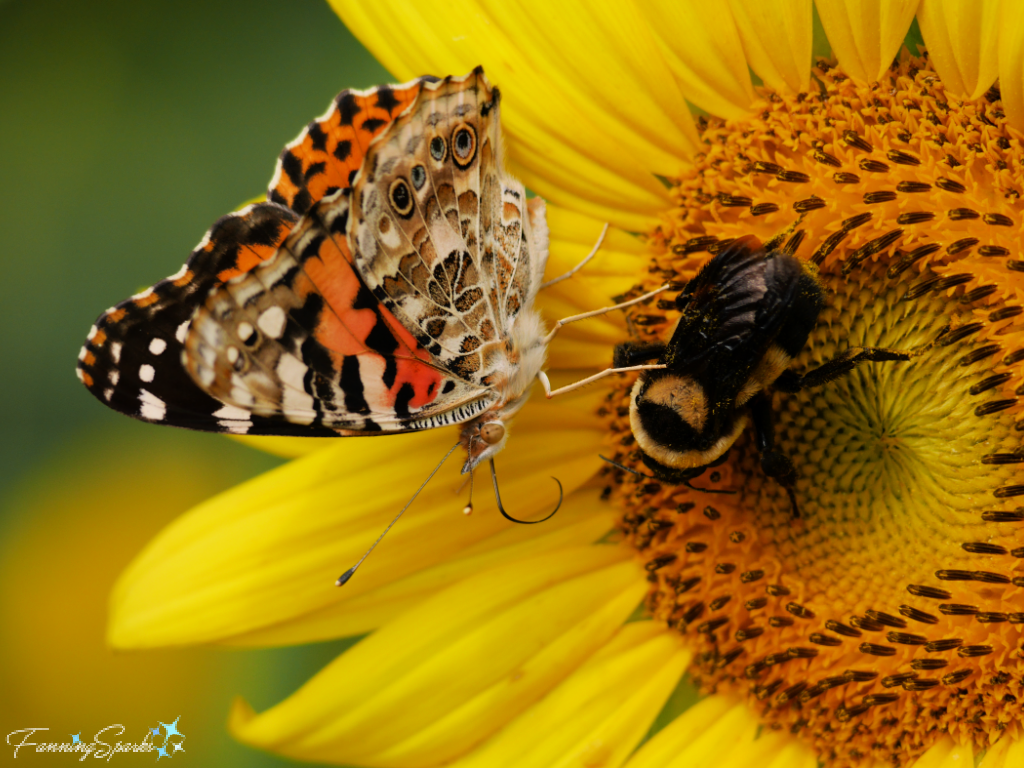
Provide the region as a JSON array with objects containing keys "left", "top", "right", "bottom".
[{"left": 613, "top": 235, "right": 911, "bottom": 515}]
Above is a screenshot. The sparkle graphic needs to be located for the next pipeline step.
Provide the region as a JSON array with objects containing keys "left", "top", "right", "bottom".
[
  {"left": 150, "top": 726, "right": 160, "bottom": 737},
  {"left": 155, "top": 745, "right": 168, "bottom": 760},
  {"left": 70, "top": 733, "right": 81, "bottom": 744},
  {"left": 159, "top": 717, "right": 182, "bottom": 740},
  {"left": 171, "top": 741, "right": 184, "bottom": 753}
]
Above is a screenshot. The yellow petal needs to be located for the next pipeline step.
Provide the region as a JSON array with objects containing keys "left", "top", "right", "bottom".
[
  {"left": 328, "top": 0, "right": 695, "bottom": 230},
  {"left": 109, "top": 392, "right": 605, "bottom": 648},
  {"left": 998, "top": 2, "right": 1024, "bottom": 131},
  {"left": 451, "top": 623, "right": 691, "bottom": 768},
  {"left": 909, "top": 735, "right": 956, "bottom": 767},
  {"left": 230, "top": 487, "right": 616, "bottom": 643},
  {"left": 640, "top": 0, "right": 756, "bottom": 119},
  {"left": 726, "top": 0, "right": 813, "bottom": 94},
  {"left": 230, "top": 552, "right": 648, "bottom": 766},
  {"left": 815, "top": 0, "right": 920, "bottom": 82},
  {"left": 624, "top": 693, "right": 816, "bottom": 768},
  {"left": 979, "top": 735, "right": 1024, "bottom": 768},
  {"left": 916, "top": 0, "right": 999, "bottom": 100},
  {"left": 622, "top": 696, "right": 815, "bottom": 768}
]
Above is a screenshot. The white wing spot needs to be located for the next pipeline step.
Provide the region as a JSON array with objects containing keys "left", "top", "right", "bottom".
[
  {"left": 139, "top": 389, "right": 166, "bottom": 421},
  {"left": 167, "top": 263, "right": 189, "bottom": 281},
  {"left": 78, "top": 346, "right": 88, "bottom": 361},
  {"left": 104, "top": 388, "right": 114, "bottom": 401},
  {"left": 219, "top": 421, "right": 252, "bottom": 435},
  {"left": 109, "top": 370, "right": 120, "bottom": 385},
  {"left": 226, "top": 346, "right": 240, "bottom": 365},
  {"left": 86, "top": 325, "right": 99, "bottom": 341},
  {"left": 176, "top": 320, "right": 190, "bottom": 343},
  {"left": 139, "top": 364, "right": 155, "bottom": 383},
  {"left": 149, "top": 338, "right": 167, "bottom": 355},
  {"left": 111, "top": 342, "right": 122, "bottom": 364},
  {"left": 213, "top": 404, "right": 252, "bottom": 421},
  {"left": 237, "top": 322, "right": 255, "bottom": 342},
  {"left": 257, "top": 306, "right": 287, "bottom": 339},
  {"left": 75, "top": 368, "right": 85, "bottom": 383}
]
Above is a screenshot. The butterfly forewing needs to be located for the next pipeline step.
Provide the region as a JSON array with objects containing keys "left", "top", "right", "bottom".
[{"left": 269, "top": 77, "right": 439, "bottom": 216}]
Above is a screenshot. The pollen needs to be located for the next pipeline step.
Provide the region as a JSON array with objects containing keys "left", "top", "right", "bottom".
[{"left": 605, "top": 54, "right": 1024, "bottom": 767}]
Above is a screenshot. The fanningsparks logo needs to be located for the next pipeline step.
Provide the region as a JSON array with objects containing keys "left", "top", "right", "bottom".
[{"left": 7, "top": 717, "right": 185, "bottom": 761}]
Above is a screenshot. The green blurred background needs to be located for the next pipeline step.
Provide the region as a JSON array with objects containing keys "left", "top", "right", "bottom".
[{"left": 0, "top": 0, "right": 388, "bottom": 763}]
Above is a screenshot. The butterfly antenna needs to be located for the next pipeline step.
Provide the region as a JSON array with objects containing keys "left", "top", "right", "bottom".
[
  {"left": 489, "top": 459, "right": 562, "bottom": 524},
  {"left": 337, "top": 441, "right": 461, "bottom": 586},
  {"left": 462, "top": 438, "right": 476, "bottom": 515}
]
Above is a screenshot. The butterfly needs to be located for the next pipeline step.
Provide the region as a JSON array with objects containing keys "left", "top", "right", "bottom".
[{"left": 77, "top": 68, "right": 557, "bottom": 488}]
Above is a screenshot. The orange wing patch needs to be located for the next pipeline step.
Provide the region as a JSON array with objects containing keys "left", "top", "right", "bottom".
[
  {"left": 268, "top": 78, "right": 437, "bottom": 216},
  {"left": 297, "top": 225, "right": 443, "bottom": 412}
]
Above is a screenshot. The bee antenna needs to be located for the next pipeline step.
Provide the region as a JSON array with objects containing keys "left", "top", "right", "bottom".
[
  {"left": 599, "top": 455, "right": 736, "bottom": 496},
  {"left": 682, "top": 480, "right": 736, "bottom": 495},
  {"left": 489, "top": 459, "right": 562, "bottom": 524},
  {"left": 598, "top": 454, "right": 656, "bottom": 479},
  {"left": 336, "top": 441, "right": 461, "bottom": 586}
]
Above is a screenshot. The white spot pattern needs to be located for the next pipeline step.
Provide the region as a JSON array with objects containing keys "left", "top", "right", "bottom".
[{"left": 139, "top": 389, "right": 166, "bottom": 421}]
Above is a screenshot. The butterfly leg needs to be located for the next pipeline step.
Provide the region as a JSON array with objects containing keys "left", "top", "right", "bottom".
[
  {"left": 540, "top": 223, "right": 609, "bottom": 289},
  {"left": 749, "top": 393, "right": 800, "bottom": 517},
  {"left": 541, "top": 284, "right": 670, "bottom": 347},
  {"left": 538, "top": 364, "right": 666, "bottom": 399},
  {"left": 775, "top": 346, "right": 912, "bottom": 393}
]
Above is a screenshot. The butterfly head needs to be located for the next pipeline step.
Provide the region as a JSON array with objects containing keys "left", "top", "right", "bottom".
[{"left": 460, "top": 418, "right": 509, "bottom": 473}]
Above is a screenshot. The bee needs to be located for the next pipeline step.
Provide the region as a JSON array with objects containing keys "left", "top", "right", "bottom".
[{"left": 612, "top": 235, "right": 911, "bottom": 515}]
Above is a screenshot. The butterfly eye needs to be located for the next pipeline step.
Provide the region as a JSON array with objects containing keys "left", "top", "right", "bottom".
[
  {"left": 410, "top": 164, "right": 427, "bottom": 190},
  {"left": 451, "top": 125, "right": 477, "bottom": 168},
  {"left": 389, "top": 178, "right": 415, "bottom": 217},
  {"left": 429, "top": 136, "right": 446, "bottom": 161},
  {"left": 480, "top": 422, "right": 505, "bottom": 445}
]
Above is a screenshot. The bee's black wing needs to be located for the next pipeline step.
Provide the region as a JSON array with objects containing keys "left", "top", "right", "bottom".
[{"left": 664, "top": 235, "right": 804, "bottom": 394}]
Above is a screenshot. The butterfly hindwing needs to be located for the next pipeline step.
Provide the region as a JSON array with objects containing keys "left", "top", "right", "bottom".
[{"left": 348, "top": 69, "right": 549, "bottom": 389}]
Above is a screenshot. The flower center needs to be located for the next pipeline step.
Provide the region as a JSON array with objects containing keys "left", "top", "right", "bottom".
[{"left": 607, "top": 55, "right": 1024, "bottom": 767}]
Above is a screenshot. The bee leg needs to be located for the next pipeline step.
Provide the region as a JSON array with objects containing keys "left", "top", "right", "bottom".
[
  {"left": 749, "top": 393, "right": 801, "bottom": 517},
  {"left": 775, "top": 346, "right": 912, "bottom": 392},
  {"left": 613, "top": 341, "right": 668, "bottom": 368}
]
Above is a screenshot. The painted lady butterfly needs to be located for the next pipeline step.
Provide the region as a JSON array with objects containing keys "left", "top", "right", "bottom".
[{"left": 77, "top": 68, "right": 555, "bottom": 478}]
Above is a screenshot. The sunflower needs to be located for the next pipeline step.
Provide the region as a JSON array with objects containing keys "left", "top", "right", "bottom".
[{"left": 109, "top": 1, "right": 1024, "bottom": 766}]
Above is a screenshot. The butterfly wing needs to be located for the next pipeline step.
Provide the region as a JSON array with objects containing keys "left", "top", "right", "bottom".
[
  {"left": 349, "top": 68, "right": 550, "bottom": 389},
  {"left": 185, "top": 69, "right": 549, "bottom": 436},
  {"left": 269, "top": 77, "right": 439, "bottom": 216},
  {"left": 78, "top": 77, "right": 444, "bottom": 434},
  {"left": 184, "top": 191, "right": 489, "bottom": 433},
  {"left": 75, "top": 203, "right": 344, "bottom": 434}
]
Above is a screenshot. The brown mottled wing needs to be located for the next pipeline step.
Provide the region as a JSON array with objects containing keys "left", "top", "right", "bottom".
[{"left": 346, "top": 68, "right": 550, "bottom": 387}]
